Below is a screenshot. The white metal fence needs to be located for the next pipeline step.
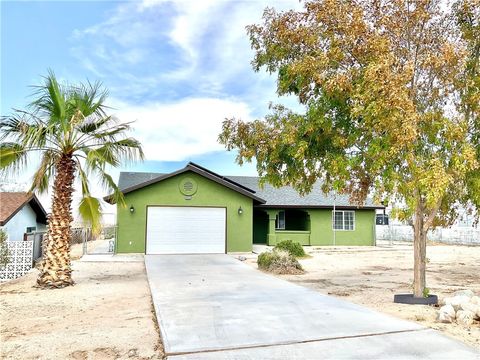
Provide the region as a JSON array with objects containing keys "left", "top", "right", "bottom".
[
  {"left": 82, "top": 225, "right": 117, "bottom": 255},
  {"left": 376, "top": 225, "right": 480, "bottom": 245}
]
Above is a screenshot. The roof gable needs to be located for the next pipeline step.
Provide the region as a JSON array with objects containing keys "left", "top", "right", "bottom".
[
  {"left": 111, "top": 162, "right": 265, "bottom": 204},
  {"left": 0, "top": 192, "right": 48, "bottom": 226}
]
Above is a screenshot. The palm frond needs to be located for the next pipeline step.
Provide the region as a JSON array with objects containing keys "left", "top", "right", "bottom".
[
  {"left": 79, "top": 80, "right": 108, "bottom": 118},
  {"left": 76, "top": 116, "right": 116, "bottom": 135},
  {"left": 0, "top": 114, "right": 60, "bottom": 156},
  {"left": 0, "top": 142, "right": 28, "bottom": 173},
  {"left": 84, "top": 146, "right": 120, "bottom": 167},
  {"left": 76, "top": 164, "right": 102, "bottom": 233},
  {"left": 0, "top": 115, "right": 31, "bottom": 141},
  {"left": 82, "top": 138, "right": 144, "bottom": 168},
  {"left": 106, "top": 138, "right": 145, "bottom": 163},
  {"left": 30, "top": 70, "right": 67, "bottom": 129},
  {"left": 77, "top": 163, "right": 91, "bottom": 196},
  {"left": 30, "top": 150, "right": 58, "bottom": 193},
  {"left": 91, "top": 123, "right": 131, "bottom": 140},
  {"left": 78, "top": 196, "right": 102, "bottom": 235},
  {"left": 88, "top": 162, "right": 127, "bottom": 207},
  {"left": 74, "top": 120, "right": 136, "bottom": 150}
]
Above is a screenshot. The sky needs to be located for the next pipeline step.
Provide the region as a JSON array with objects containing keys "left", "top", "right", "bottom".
[{"left": 1, "top": 0, "right": 303, "bottom": 215}]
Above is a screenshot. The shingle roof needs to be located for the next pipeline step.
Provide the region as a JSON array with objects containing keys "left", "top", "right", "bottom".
[
  {"left": 0, "top": 192, "right": 48, "bottom": 226},
  {"left": 118, "top": 172, "right": 161, "bottom": 190},
  {"left": 112, "top": 162, "right": 265, "bottom": 204},
  {"left": 227, "top": 176, "right": 382, "bottom": 209},
  {"left": 117, "top": 165, "right": 384, "bottom": 209}
]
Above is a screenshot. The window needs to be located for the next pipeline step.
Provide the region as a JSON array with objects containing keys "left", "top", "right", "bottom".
[
  {"left": 376, "top": 214, "right": 389, "bottom": 225},
  {"left": 332, "top": 210, "right": 355, "bottom": 231},
  {"left": 275, "top": 211, "right": 285, "bottom": 230},
  {"left": 26, "top": 226, "right": 36, "bottom": 233}
]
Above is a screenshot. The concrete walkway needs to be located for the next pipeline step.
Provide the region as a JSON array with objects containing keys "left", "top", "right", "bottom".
[{"left": 145, "top": 255, "right": 479, "bottom": 359}]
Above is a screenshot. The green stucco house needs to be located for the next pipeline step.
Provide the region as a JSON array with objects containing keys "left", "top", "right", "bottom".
[{"left": 109, "top": 162, "right": 383, "bottom": 254}]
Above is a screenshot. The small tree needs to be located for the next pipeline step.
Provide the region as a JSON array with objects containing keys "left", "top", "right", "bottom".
[
  {"left": 0, "top": 229, "right": 10, "bottom": 269},
  {"left": 219, "top": 0, "right": 480, "bottom": 298}
]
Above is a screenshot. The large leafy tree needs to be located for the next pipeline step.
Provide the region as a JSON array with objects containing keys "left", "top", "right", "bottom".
[
  {"left": 456, "top": 0, "right": 480, "bottom": 207},
  {"left": 219, "top": 0, "right": 480, "bottom": 298},
  {"left": 0, "top": 72, "right": 144, "bottom": 288}
]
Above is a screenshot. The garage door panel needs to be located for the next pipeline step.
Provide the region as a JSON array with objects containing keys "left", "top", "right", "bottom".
[{"left": 146, "top": 207, "right": 226, "bottom": 254}]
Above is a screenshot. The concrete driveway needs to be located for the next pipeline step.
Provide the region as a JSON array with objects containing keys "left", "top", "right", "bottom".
[{"left": 145, "top": 254, "right": 479, "bottom": 359}]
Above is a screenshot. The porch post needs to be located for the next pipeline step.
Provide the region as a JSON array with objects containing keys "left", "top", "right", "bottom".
[{"left": 266, "top": 210, "right": 279, "bottom": 246}]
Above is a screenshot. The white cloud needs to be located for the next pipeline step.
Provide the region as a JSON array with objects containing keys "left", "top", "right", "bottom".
[
  {"left": 145, "top": 0, "right": 302, "bottom": 82},
  {"left": 70, "top": 0, "right": 302, "bottom": 100},
  {"left": 109, "top": 97, "right": 252, "bottom": 161},
  {"left": 165, "top": 1, "right": 219, "bottom": 58}
]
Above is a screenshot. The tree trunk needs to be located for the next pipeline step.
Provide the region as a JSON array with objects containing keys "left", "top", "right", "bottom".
[
  {"left": 37, "top": 154, "right": 76, "bottom": 288},
  {"left": 413, "top": 204, "right": 427, "bottom": 298}
]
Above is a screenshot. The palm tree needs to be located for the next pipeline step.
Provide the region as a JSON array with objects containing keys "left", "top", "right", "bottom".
[{"left": 0, "top": 71, "right": 144, "bottom": 288}]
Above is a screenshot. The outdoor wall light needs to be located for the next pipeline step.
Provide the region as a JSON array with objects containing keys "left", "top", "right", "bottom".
[
  {"left": 130, "top": 205, "right": 135, "bottom": 213},
  {"left": 238, "top": 206, "right": 243, "bottom": 215}
]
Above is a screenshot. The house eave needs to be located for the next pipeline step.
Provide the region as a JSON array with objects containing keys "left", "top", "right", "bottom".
[{"left": 255, "top": 204, "right": 385, "bottom": 210}]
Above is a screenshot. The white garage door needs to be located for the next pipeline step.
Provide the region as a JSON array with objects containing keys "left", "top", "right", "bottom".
[{"left": 146, "top": 207, "right": 226, "bottom": 254}]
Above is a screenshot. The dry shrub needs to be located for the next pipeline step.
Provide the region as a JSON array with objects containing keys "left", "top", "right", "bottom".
[
  {"left": 257, "top": 249, "right": 304, "bottom": 275},
  {"left": 274, "top": 240, "right": 306, "bottom": 257}
]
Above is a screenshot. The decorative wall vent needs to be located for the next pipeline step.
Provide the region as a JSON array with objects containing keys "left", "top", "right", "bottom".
[
  {"left": 184, "top": 181, "right": 194, "bottom": 192},
  {"left": 179, "top": 177, "right": 198, "bottom": 196},
  {"left": 0, "top": 240, "right": 34, "bottom": 282}
]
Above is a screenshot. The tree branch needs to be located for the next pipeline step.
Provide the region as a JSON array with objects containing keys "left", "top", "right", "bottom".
[{"left": 423, "top": 197, "right": 443, "bottom": 232}]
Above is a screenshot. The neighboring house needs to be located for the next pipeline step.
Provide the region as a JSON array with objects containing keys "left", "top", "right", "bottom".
[
  {"left": 107, "top": 162, "right": 384, "bottom": 254},
  {"left": 0, "top": 192, "right": 47, "bottom": 241}
]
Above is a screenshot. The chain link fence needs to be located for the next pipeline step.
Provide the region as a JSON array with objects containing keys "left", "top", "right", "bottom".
[
  {"left": 78, "top": 225, "right": 117, "bottom": 255},
  {"left": 376, "top": 225, "right": 480, "bottom": 245}
]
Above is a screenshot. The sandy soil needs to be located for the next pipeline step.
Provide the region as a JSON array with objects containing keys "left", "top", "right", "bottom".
[
  {"left": 246, "top": 242, "right": 480, "bottom": 350},
  {"left": 0, "top": 260, "right": 163, "bottom": 360}
]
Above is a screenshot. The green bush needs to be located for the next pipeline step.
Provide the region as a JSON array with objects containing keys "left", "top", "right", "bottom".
[
  {"left": 257, "top": 251, "right": 276, "bottom": 269},
  {"left": 0, "top": 229, "right": 10, "bottom": 268},
  {"left": 274, "top": 240, "right": 306, "bottom": 257},
  {"left": 257, "top": 249, "right": 303, "bottom": 274}
]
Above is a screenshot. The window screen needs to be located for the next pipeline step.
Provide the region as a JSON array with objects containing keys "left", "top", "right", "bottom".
[
  {"left": 333, "top": 211, "right": 344, "bottom": 230},
  {"left": 332, "top": 211, "right": 355, "bottom": 231}
]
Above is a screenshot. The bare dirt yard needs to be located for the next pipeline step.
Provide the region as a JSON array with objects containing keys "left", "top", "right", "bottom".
[
  {"left": 0, "top": 259, "right": 163, "bottom": 360},
  {"left": 247, "top": 242, "right": 480, "bottom": 350}
]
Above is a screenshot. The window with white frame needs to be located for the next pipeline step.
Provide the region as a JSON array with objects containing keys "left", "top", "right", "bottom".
[
  {"left": 332, "top": 210, "right": 355, "bottom": 230},
  {"left": 275, "top": 211, "right": 286, "bottom": 229}
]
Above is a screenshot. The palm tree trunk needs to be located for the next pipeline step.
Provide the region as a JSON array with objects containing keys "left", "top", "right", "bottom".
[{"left": 37, "top": 154, "right": 76, "bottom": 288}]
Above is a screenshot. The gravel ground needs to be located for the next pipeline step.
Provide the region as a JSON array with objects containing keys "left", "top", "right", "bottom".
[
  {"left": 0, "top": 260, "right": 164, "bottom": 360},
  {"left": 246, "top": 243, "right": 480, "bottom": 350}
]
